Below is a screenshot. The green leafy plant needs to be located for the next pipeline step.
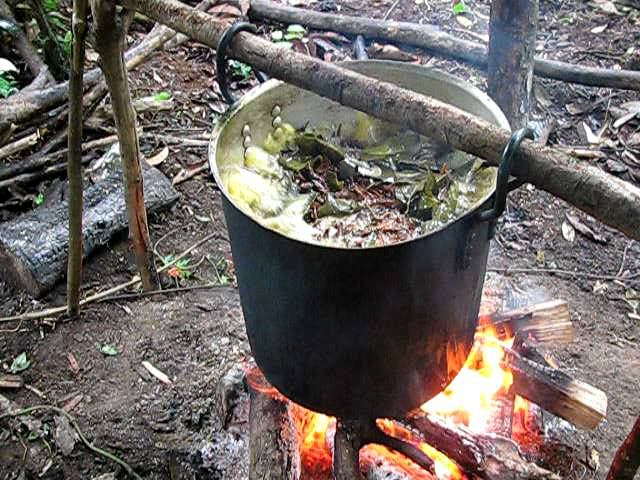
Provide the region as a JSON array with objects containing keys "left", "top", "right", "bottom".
[
  {"left": 34, "top": 193, "right": 45, "bottom": 206},
  {"left": 0, "top": 72, "right": 17, "bottom": 98},
  {"left": 452, "top": 0, "right": 467, "bottom": 14},
  {"left": 229, "top": 60, "right": 253, "bottom": 79},
  {"left": 153, "top": 91, "right": 172, "bottom": 101},
  {"left": 284, "top": 24, "right": 306, "bottom": 40},
  {"left": 162, "top": 255, "right": 194, "bottom": 279},
  {"left": 10, "top": 352, "right": 31, "bottom": 373},
  {"left": 97, "top": 344, "right": 119, "bottom": 356}
]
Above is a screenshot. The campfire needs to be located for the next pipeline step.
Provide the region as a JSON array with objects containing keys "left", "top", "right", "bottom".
[{"left": 242, "top": 296, "right": 607, "bottom": 480}]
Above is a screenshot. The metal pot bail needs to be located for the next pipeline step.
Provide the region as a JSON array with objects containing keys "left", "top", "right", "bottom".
[
  {"left": 216, "top": 22, "right": 269, "bottom": 105},
  {"left": 479, "top": 125, "right": 535, "bottom": 236}
]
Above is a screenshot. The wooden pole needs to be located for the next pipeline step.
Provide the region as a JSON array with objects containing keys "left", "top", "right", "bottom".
[
  {"left": 488, "top": 0, "right": 539, "bottom": 128},
  {"left": 66, "top": 0, "right": 89, "bottom": 316},
  {"left": 91, "top": 0, "right": 159, "bottom": 290},
  {"left": 120, "top": 0, "right": 640, "bottom": 241},
  {"left": 606, "top": 415, "right": 640, "bottom": 480}
]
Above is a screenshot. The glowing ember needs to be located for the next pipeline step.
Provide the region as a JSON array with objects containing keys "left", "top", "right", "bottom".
[{"left": 245, "top": 320, "right": 540, "bottom": 479}]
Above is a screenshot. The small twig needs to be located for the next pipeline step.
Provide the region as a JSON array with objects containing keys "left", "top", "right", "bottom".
[
  {"left": 616, "top": 241, "right": 634, "bottom": 278},
  {"left": 488, "top": 266, "right": 640, "bottom": 282},
  {"left": 382, "top": 0, "right": 401, "bottom": 20},
  {"left": 0, "top": 232, "right": 226, "bottom": 323},
  {"left": 97, "top": 283, "right": 227, "bottom": 302},
  {"left": 0, "top": 405, "right": 142, "bottom": 479}
]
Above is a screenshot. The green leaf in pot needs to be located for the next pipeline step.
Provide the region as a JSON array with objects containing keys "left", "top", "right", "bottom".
[
  {"left": 317, "top": 194, "right": 361, "bottom": 218},
  {"left": 325, "top": 171, "right": 344, "bottom": 192},
  {"left": 279, "top": 155, "right": 311, "bottom": 172},
  {"left": 296, "top": 132, "right": 345, "bottom": 163}
]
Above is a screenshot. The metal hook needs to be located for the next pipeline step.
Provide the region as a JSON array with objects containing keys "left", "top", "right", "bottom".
[
  {"left": 216, "top": 22, "right": 269, "bottom": 105},
  {"left": 480, "top": 125, "right": 535, "bottom": 224}
]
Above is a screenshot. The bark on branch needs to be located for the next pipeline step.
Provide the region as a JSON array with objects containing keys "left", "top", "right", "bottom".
[
  {"left": 120, "top": 0, "right": 640, "bottom": 241},
  {"left": 488, "top": 0, "right": 538, "bottom": 128},
  {"left": 92, "top": 0, "right": 159, "bottom": 290},
  {"left": 249, "top": 0, "right": 640, "bottom": 92}
]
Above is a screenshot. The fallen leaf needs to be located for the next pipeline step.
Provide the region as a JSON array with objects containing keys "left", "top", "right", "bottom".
[
  {"left": 593, "top": 0, "right": 619, "bottom": 14},
  {"left": 0, "top": 58, "right": 19, "bottom": 73},
  {"left": 579, "top": 121, "right": 604, "bottom": 144},
  {"left": 605, "top": 159, "right": 628, "bottom": 175},
  {"left": 54, "top": 415, "right": 78, "bottom": 456},
  {"left": 147, "top": 146, "right": 169, "bottom": 166},
  {"left": 368, "top": 43, "right": 418, "bottom": 62},
  {"left": 10, "top": 352, "right": 30, "bottom": 373},
  {"left": 565, "top": 212, "right": 608, "bottom": 244},
  {"left": 67, "top": 352, "right": 80, "bottom": 374},
  {"left": 590, "top": 24, "right": 608, "bottom": 34},
  {"left": 613, "top": 110, "right": 638, "bottom": 129},
  {"left": 98, "top": 344, "right": 119, "bottom": 356},
  {"left": 561, "top": 221, "right": 576, "bottom": 242},
  {"left": 455, "top": 14, "right": 474, "bottom": 28},
  {"left": 142, "top": 361, "right": 172, "bottom": 385},
  {"left": 62, "top": 393, "right": 84, "bottom": 412}
]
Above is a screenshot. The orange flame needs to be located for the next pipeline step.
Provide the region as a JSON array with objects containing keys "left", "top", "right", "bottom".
[
  {"left": 420, "top": 326, "right": 515, "bottom": 432},
  {"left": 246, "top": 322, "right": 540, "bottom": 479}
]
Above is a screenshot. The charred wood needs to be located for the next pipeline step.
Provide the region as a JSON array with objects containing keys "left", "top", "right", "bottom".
[
  {"left": 605, "top": 414, "right": 640, "bottom": 480},
  {"left": 0, "top": 161, "right": 177, "bottom": 297}
]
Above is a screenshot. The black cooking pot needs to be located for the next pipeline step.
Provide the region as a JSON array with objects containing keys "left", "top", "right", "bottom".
[{"left": 209, "top": 61, "right": 525, "bottom": 419}]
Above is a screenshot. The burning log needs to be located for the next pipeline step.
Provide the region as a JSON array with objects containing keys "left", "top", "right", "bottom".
[
  {"left": 406, "top": 414, "right": 559, "bottom": 480},
  {"left": 248, "top": 385, "right": 301, "bottom": 480},
  {"left": 502, "top": 346, "right": 607, "bottom": 430},
  {"left": 0, "top": 158, "right": 177, "bottom": 297}
]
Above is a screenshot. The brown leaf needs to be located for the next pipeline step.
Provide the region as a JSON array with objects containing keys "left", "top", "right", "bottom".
[
  {"left": 62, "top": 393, "right": 84, "bottom": 412},
  {"left": 565, "top": 213, "right": 608, "bottom": 244},
  {"left": 67, "top": 352, "right": 80, "bottom": 374},
  {"left": 147, "top": 146, "right": 169, "bottom": 166},
  {"left": 367, "top": 43, "right": 418, "bottom": 62}
]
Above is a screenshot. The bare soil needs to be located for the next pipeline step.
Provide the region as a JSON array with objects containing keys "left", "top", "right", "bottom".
[{"left": 1, "top": 0, "right": 639, "bottom": 479}]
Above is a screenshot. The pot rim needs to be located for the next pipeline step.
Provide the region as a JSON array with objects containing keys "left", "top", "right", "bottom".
[{"left": 208, "top": 61, "right": 511, "bottom": 251}]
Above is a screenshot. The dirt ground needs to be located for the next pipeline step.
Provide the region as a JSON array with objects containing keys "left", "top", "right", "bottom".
[{"left": 1, "top": 0, "right": 640, "bottom": 479}]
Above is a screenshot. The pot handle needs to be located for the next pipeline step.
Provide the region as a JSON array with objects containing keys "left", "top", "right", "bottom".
[
  {"left": 216, "top": 22, "right": 269, "bottom": 105},
  {"left": 479, "top": 126, "right": 535, "bottom": 224}
]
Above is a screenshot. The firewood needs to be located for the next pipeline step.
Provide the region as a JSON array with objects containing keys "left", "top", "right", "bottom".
[
  {"left": 248, "top": 386, "right": 300, "bottom": 480},
  {"left": 0, "top": 159, "right": 177, "bottom": 297},
  {"left": 406, "top": 413, "right": 560, "bottom": 480},
  {"left": 502, "top": 346, "right": 607, "bottom": 430},
  {"left": 122, "top": 0, "right": 640, "bottom": 241},
  {"left": 606, "top": 414, "right": 640, "bottom": 480},
  {"left": 249, "top": 0, "right": 640, "bottom": 92},
  {"left": 482, "top": 299, "right": 574, "bottom": 344}
]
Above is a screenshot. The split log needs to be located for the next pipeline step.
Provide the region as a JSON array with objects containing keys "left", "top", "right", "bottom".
[
  {"left": 606, "top": 414, "right": 640, "bottom": 480},
  {"left": 488, "top": 0, "right": 538, "bottom": 128},
  {"left": 249, "top": 0, "right": 640, "bottom": 92},
  {"left": 333, "top": 419, "right": 365, "bottom": 480},
  {"left": 502, "top": 346, "right": 607, "bottom": 430},
  {"left": 406, "top": 414, "right": 559, "bottom": 480},
  {"left": 0, "top": 160, "right": 177, "bottom": 297},
  {"left": 248, "top": 385, "right": 300, "bottom": 480},
  {"left": 124, "top": 0, "right": 640, "bottom": 241},
  {"left": 481, "top": 299, "right": 574, "bottom": 344}
]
